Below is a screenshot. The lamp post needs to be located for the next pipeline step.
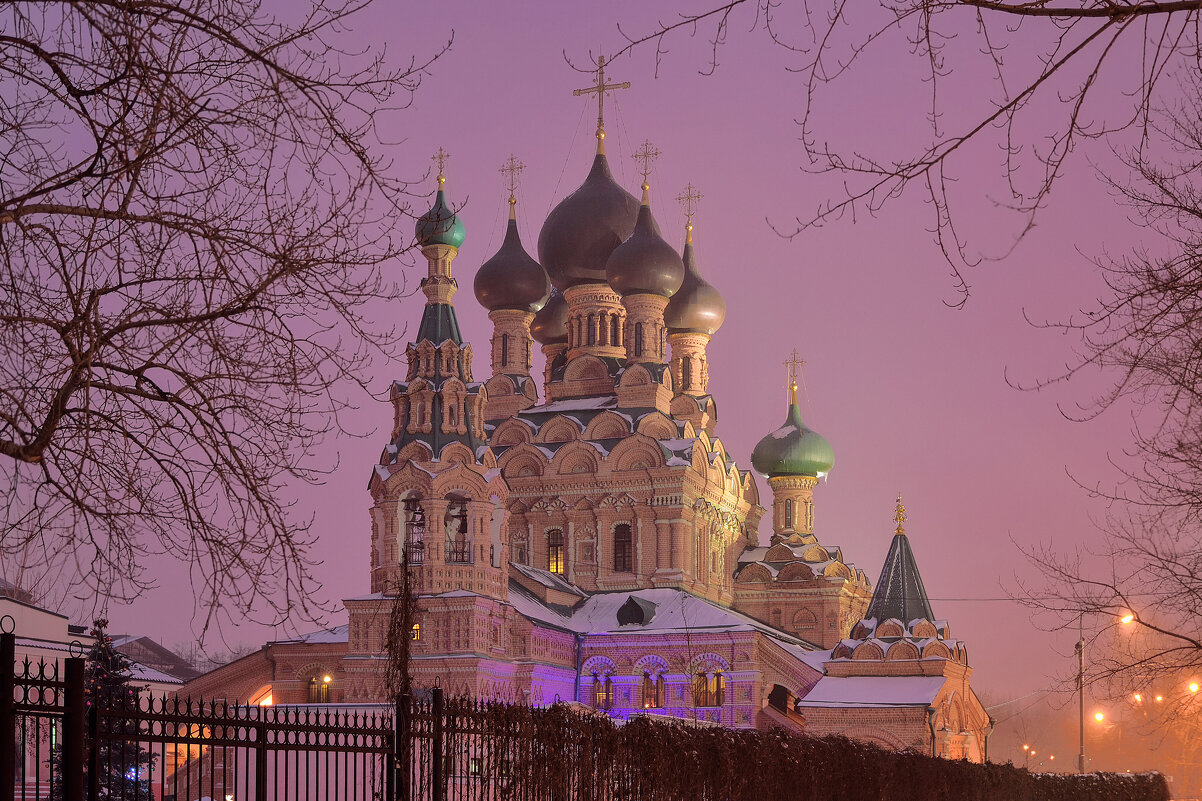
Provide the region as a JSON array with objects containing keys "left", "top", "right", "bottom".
[{"left": 1077, "top": 615, "right": 1085, "bottom": 773}]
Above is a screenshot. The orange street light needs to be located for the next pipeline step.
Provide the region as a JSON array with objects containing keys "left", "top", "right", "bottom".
[
  {"left": 1120, "top": 613, "right": 1135, "bottom": 625},
  {"left": 1133, "top": 693, "right": 1142, "bottom": 702},
  {"left": 1190, "top": 682, "right": 1199, "bottom": 694},
  {"left": 1023, "top": 744, "right": 1030, "bottom": 751},
  {"left": 1094, "top": 712, "right": 1105, "bottom": 723},
  {"left": 1156, "top": 695, "right": 1164, "bottom": 702}
]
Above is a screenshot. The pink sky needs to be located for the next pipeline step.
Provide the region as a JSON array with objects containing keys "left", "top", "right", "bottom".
[{"left": 104, "top": 0, "right": 1156, "bottom": 714}]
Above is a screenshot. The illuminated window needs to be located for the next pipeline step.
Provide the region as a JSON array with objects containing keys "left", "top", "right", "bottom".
[
  {"left": 445, "top": 496, "right": 470, "bottom": 563},
  {"left": 692, "top": 672, "right": 724, "bottom": 708},
  {"left": 592, "top": 674, "right": 613, "bottom": 710},
  {"left": 547, "top": 529, "right": 565, "bottom": 575},
  {"left": 307, "top": 676, "right": 330, "bottom": 704},
  {"left": 469, "top": 757, "right": 483, "bottom": 776},
  {"left": 784, "top": 499, "right": 794, "bottom": 529},
  {"left": 411, "top": 623, "right": 421, "bottom": 641},
  {"left": 613, "top": 524, "right": 632, "bottom": 573},
  {"left": 403, "top": 497, "right": 425, "bottom": 565},
  {"left": 642, "top": 673, "right": 664, "bottom": 709}
]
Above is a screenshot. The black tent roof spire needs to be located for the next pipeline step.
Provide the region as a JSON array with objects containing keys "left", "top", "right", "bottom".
[{"left": 864, "top": 495, "right": 935, "bottom": 624}]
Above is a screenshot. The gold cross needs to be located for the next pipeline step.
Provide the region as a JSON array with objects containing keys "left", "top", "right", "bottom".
[
  {"left": 676, "top": 183, "right": 703, "bottom": 224},
  {"left": 572, "top": 55, "right": 630, "bottom": 143},
  {"left": 432, "top": 147, "right": 451, "bottom": 185},
  {"left": 632, "top": 140, "right": 660, "bottom": 185},
  {"left": 499, "top": 154, "right": 525, "bottom": 208},
  {"left": 785, "top": 349, "right": 805, "bottom": 405},
  {"left": 894, "top": 494, "right": 907, "bottom": 536}
]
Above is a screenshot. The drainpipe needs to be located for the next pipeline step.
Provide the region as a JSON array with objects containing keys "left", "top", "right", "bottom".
[
  {"left": 984, "top": 715, "right": 996, "bottom": 763},
  {"left": 927, "top": 706, "right": 938, "bottom": 758},
  {"left": 573, "top": 633, "right": 585, "bottom": 703}
]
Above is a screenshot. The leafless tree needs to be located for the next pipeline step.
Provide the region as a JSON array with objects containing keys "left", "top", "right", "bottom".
[
  {"left": 0, "top": 0, "right": 449, "bottom": 629},
  {"left": 611, "top": 0, "right": 1202, "bottom": 304}
]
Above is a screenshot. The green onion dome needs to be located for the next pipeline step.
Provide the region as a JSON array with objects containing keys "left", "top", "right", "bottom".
[
  {"left": 530, "top": 287, "right": 569, "bottom": 345},
  {"left": 474, "top": 214, "right": 551, "bottom": 313},
  {"left": 750, "top": 398, "right": 835, "bottom": 478},
  {"left": 537, "top": 154, "right": 639, "bottom": 290},
  {"left": 415, "top": 181, "right": 466, "bottom": 248},
  {"left": 605, "top": 196, "right": 685, "bottom": 298},
  {"left": 665, "top": 233, "right": 726, "bottom": 334}
]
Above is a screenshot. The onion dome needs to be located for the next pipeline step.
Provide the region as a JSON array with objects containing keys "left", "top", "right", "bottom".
[
  {"left": 415, "top": 176, "right": 466, "bottom": 248},
  {"left": 530, "top": 287, "right": 568, "bottom": 344},
  {"left": 751, "top": 391, "right": 835, "bottom": 478},
  {"left": 537, "top": 154, "right": 639, "bottom": 290},
  {"left": 665, "top": 227, "right": 726, "bottom": 334},
  {"left": 605, "top": 188, "right": 685, "bottom": 297},
  {"left": 474, "top": 210, "right": 551, "bottom": 313}
]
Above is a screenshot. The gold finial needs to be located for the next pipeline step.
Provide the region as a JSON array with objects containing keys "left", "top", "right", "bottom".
[
  {"left": 676, "top": 183, "right": 703, "bottom": 245},
  {"left": 499, "top": 154, "right": 525, "bottom": 221},
  {"left": 433, "top": 147, "right": 451, "bottom": 185},
  {"left": 785, "top": 349, "right": 805, "bottom": 407},
  {"left": 632, "top": 139, "right": 660, "bottom": 204},
  {"left": 573, "top": 55, "right": 631, "bottom": 154},
  {"left": 894, "top": 494, "right": 907, "bottom": 536}
]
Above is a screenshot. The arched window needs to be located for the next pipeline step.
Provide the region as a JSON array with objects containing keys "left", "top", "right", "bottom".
[
  {"left": 587, "top": 314, "right": 596, "bottom": 346},
  {"left": 410, "top": 623, "right": 421, "bottom": 641},
  {"left": 307, "top": 675, "right": 331, "bottom": 704},
  {"left": 613, "top": 524, "right": 632, "bottom": 573},
  {"left": 784, "top": 499, "right": 794, "bottom": 529},
  {"left": 592, "top": 673, "right": 613, "bottom": 710},
  {"left": 692, "top": 672, "right": 724, "bottom": 708},
  {"left": 501, "top": 333, "right": 509, "bottom": 367},
  {"left": 445, "top": 496, "right": 470, "bottom": 563},
  {"left": 634, "top": 323, "right": 644, "bottom": 357},
  {"left": 806, "top": 502, "right": 814, "bottom": 531},
  {"left": 599, "top": 316, "right": 608, "bottom": 345},
  {"left": 547, "top": 529, "right": 565, "bottom": 575},
  {"left": 682, "top": 357, "right": 693, "bottom": 389},
  {"left": 611, "top": 316, "right": 620, "bottom": 347},
  {"left": 402, "top": 497, "right": 425, "bottom": 565},
  {"left": 516, "top": 544, "right": 528, "bottom": 565},
  {"left": 642, "top": 673, "right": 664, "bottom": 709}
]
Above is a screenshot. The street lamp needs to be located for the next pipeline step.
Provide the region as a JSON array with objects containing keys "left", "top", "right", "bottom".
[{"left": 1095, "top": 711, "right": 1105, "bottom": 723}]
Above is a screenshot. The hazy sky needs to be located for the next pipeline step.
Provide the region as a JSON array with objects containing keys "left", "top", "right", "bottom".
[{"left": 104, "top": 0, "right": 1161, "bottom": 715}]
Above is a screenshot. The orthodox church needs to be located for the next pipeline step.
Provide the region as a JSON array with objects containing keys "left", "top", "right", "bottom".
[{"left": 182, "top": 74, "right": 991, "bottom": 760}]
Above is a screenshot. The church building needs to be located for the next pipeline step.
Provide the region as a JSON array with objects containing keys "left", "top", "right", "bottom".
[{"left": 182, "top": 72, "right": 991, "bottom": 760}]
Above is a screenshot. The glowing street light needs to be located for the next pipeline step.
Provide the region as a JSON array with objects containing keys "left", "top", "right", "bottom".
[
  {"left": 1120, "top": 613, "right": 1135, "bottom": 625},
  {"left": 1190, "top": 682, "right": 1199, "bottom": 694},
  {"left": 1094, "top": 712, "right": 1105, "bottom": 723},
  {"left": 1133, "top": 693, "right": 1142, "bottom": 703}
]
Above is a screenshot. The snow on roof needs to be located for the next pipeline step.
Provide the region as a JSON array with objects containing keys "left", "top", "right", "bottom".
[
  {"left": 795, "top": 676, "right": 947, "bottom": 707},
  {"left": 128, "top": 660, "right": 185, "bottom": 685},
  {"left": 522, "top": 396, "right": 617, "bottom": 415},
  {"left": 511, "top": 563, "right": 587, "bottom": 597},
  {"left": 506, "top": 582, "right": 576, "bottom": 629}
]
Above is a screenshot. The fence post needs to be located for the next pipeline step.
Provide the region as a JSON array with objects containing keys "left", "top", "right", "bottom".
[
  {"left": 255, "top": 710, "right": 268, "bottom": 801},
  {"left": 0, "top": 631, "right": 14, "bottom": 801},
  {"left": 394, "top": 694, "right": 410, "bottom": 801},
  {"left": 431, "top": 687, "right": 444, "bottom": 801},
  {"left": 62, "top": 657, "right": 85, "bottom": 801}
]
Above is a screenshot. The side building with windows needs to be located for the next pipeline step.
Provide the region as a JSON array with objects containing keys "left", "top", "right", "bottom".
[{"left": 180, "top": 102, "right": 990, "bottom": 759}]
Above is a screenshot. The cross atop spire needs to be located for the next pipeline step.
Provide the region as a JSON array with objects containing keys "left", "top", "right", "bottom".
[
  {"left": 632, "top": 140, "right": 660, "bottom": 203},
  {"left": 499, "top": 154, "right": 525, "bottom": 218},
  {"left": 677, "top": 183, "right": 703, "bottom": 244},
  {"left": 572, "top": 55, "right": 630, "bottom": 153},
  {"left": 433, "top": 147, "right": 451, "bottom": 185},
  {"left": 785, "top": 349, "right": 805, "bottom": 406},
  {"left": 894, "top": 494, "right": 907, "bottom": 536}
]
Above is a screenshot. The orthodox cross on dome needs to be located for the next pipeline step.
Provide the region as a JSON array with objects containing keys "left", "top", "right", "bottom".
[
  {"left": 632, "top": 139, "right": 660, "bottom": 203},
  {"left": 894, "top": 494, "right": 908, "bottom": 536},
  {"left": 432, "top": 147, "right": 451, "bottom": 185},
  {"left": 677, "top": 183, "right": 703, "bottom": 244},
  {"left": 785, "top": 349, "right": 805, "bottom": 405},
  {"left": 573, "top": 55, "right": 630, "bottom": 149},
  {"left": 499, "top": 154, "right": 525, "bottom": 216}
]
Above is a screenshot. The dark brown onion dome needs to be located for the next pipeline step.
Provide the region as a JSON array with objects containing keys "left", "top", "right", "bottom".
[
  {"left": 537, "top": 154, "right": 639, "bottom": 290},
  {"left": 530, "top": 287, "right": 568, "bottom": 344},
  {"left": 605, "top": 201, "right": 685, "bottom": 298},
  {"left": 474, "top": 216, "right": 551, "bottom": 313},
  {"left": 665, "top": 235, "right": 726, "bottom": 334}
]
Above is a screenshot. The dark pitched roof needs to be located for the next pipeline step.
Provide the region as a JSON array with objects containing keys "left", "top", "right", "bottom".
[{"left": 864, "top": 533, "right": 934, "bottom": 624}]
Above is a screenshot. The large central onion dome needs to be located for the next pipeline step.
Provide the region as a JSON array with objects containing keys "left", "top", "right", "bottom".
[
  {"left": 751, "top": 393, "right": 835, "bottom": 478},
  {"left": 605, "top": 190, "right": 685, "bottom": 297},
  {"left": 530, "top": 287, "right": 569, "bottom": 344},
  {"left": 665, "top": 229, "right": 726, "bottom": 334},
  {"left": 538, "top": 154, "right": 639, "bottom": 289},
  {"left": 415, "top": 177, "right": 466, "bottom": 248},
  {"left": 474, "top": 211, "right": 551, "bottom": 313}
]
